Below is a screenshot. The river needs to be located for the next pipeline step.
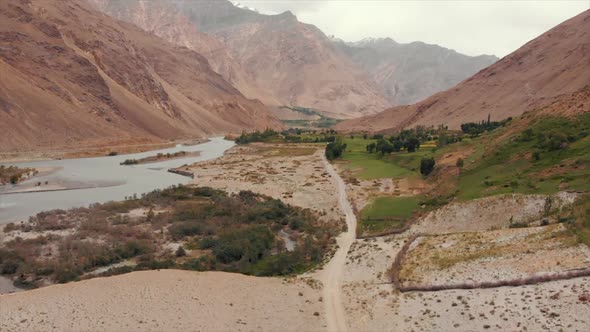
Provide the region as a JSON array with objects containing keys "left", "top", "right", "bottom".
[{"left": 0, "top": 137, "right": 234, "bottom": 224}]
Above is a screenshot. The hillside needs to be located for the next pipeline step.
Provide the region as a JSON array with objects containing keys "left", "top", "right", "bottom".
[
  {"left": 335, "top": 9, "right": 590, "bottom": 132},
  {"left": 88, "top": 0, "right": 280, "bottom": 106},
  {"left": 0, "top": 0, "right": 279, "bottom": 153},
  {"left": 178, "top": 0, "right": 394, "bottom": 118},
  {"left": 335, "top": 37, "right": 497, "bottom": 105}
]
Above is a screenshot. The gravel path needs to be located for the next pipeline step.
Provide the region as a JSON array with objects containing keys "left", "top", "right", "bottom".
[{"left": 320, "top": 154, "right": 357, "bottom": 332}]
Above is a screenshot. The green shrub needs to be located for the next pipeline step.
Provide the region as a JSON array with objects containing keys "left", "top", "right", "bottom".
[
  {"left": 420, "top": 157, "right": 436, "bottom": 176},
  {"left": 175, "top": 246, "right": 186, "bottom": 257}
]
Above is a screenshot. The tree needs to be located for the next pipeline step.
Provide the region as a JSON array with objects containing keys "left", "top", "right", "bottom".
[
  {"left": 405, "top": 137, "right": 420, "bottom": 152},
  {"left": 375, "top": 139, "right": 394, "bottom": 155},
  {"left": 391, "top": 139, "right": 403, "bottom": 152},
  {"left": 325, "top": 138, "right": 347, "bottom": 160},
  {"left": 366, "top": 142, "right": 376, "bottom": 153},
  {"left": 420, "top": 157, "right": 436, "bottom": 176}
]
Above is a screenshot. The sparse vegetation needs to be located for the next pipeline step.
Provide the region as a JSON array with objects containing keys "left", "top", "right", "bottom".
[
  {"left": 0, "top": 185, "right": 337, "bottom": 287},
  {"left": 0, "top": 165, "right": 37, "bottom": 185},
  {"left": 119, "top": 151, "right": 194, "bottom": 165},
  {"left": 456, "top": 113, "right": 590, "bottom": 199}
]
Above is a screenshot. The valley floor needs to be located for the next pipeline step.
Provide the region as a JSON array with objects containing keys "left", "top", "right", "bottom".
[{"left": 1, "top": 142, "right": 589, "bottom": 331}]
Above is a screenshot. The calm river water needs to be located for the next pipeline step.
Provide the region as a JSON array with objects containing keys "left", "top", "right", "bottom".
[{"left": 0, "top": 137, "right": 234, "bottom": 224}]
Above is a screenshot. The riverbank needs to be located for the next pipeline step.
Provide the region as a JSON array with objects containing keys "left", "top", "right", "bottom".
[
  {"left": 0, "top": 138, "right": 234, "bottom": 224},
  {"left": 0, "top": 138, "right": 210, "bottom": 163}
]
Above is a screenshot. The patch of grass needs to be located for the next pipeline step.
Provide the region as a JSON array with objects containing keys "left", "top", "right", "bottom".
[
  {"left": 359, "top": 196, "right": 420, "bottom": 233},
  {"left": 339, "top": 138, "right": 416, "bottom": 180}
]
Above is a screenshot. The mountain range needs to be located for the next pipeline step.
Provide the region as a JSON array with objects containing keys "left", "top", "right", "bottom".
[
  {"left": 0, "top": 0, "right": 278, "bottom": 152},
  {"left": 336, "top": 9, "right": 590, "bottom": 132},
  {"left": 1, "top": 0, "right": 532, "bottom": 153},
  {"left": 90, "top": 0, "right": 496, "bottom": 118}
]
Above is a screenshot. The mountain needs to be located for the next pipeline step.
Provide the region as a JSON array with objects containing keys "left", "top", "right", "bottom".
[
  {"left": 0, "top": 0, "right": 279, "bottom": 152},
  {"left": 335, "top": 37, "right": 498, "bottom": 105},
  {"left": 88, "top": 0, "right": 280, "bottom": 106},
  {"left": 335, "top": 10, "right": 590, "bottom": 133},
  {"left": 93, "top": 0, "right": 391, "bottom": 119}
]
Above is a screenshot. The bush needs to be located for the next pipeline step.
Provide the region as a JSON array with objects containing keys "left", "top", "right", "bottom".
[
  {"left": 198, "top": 237, "right": 218, "bottom": 249},
  {"left": 456, "top": 158, "right": 464, "bottom": 168},
  {"left": 175, "top": 246, "right": 186, "bottom": 257},
  {"left": 169, "top": 222, "right": 203, "bottom": 240},
  {"left": 420, "top": 157, "right": 436, "bottom": 176}
]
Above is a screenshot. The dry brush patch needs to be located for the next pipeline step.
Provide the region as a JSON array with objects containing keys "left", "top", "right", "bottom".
[
  {"left": 388, "top": 225, "right": 590, "bottom": 292},
  {"left": 0, "top": 185, "right": 339, "bottom": 289}
]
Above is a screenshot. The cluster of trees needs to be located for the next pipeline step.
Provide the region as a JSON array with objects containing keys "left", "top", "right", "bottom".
[
  {"left": 235, "top": 128, "right": 339, "bottom": 144},
  {"left": 460, "top": 115, "right": 511, "bottom": 137},
  {"left": 325, "top": 138, "right": 347, "bottom": 160},
  {"left": 366, "top": 136, "right": 420, "bottom": 155},
  {"left": 235, "top": 128, "right": 280, "bottom": 144}
]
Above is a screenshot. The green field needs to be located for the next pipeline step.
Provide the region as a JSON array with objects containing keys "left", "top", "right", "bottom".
[
  {"left": 339, "top": 138, "right": 419, "bottom": 180},
  {"left": 359, "top": 196, "right": 420, "bottom": 234}
]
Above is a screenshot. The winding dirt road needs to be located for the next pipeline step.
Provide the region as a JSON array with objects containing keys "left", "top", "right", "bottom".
[{"left": 321, "top": 155, "right": 357, "bottom": 332}]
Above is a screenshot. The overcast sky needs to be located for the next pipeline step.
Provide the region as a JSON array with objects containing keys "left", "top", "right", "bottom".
[{"left": 235, "top": 0, "right": 589, "bottom": 57}]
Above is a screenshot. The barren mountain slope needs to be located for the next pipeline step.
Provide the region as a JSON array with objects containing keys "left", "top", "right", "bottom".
[
  {"left": 0, "top": 0, "right": 279, "bottom": 152},
  {"left": 88, "top": 0, "right": 279, "bottom": 106},
  {"left": 164, "top": 0, "right": 390, "bottom": 119},
  {"left": 336, "top": 38, "right": 498, "bottom": 105},
  {"left": 336, "top": 10, "right": 590, "bottom": 132}
]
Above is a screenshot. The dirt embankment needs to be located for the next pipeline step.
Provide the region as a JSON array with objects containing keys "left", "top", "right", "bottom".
[{"left": 409, "top": 191, "right": 579, "bottom": 235}]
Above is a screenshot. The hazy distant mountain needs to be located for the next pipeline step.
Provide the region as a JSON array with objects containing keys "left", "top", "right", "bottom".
[
  {"left": 175, "top": 0, "right": 397, "bottom": 118},
  {"left": 334, "top": 37, "right": 498, "bottom": 105},
  {"left": 0, "top": 0, "right": 279, "bottom": 152},
  {"left": 336, "top": 10, "right": 590, "bottom": 132}
]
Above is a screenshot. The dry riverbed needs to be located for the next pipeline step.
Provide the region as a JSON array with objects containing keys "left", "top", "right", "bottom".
[{"left": 187, "top": 143, "right": 342, "bottom": 224}]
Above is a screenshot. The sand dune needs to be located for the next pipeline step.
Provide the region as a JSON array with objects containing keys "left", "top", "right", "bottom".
[{"left": 0, "top": 270, "right": 325, "bottom": 332}]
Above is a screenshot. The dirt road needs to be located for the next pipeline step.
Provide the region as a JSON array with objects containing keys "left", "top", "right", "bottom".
[{"left": 320, "top": 155, "right": 357, "bottom": 332}]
